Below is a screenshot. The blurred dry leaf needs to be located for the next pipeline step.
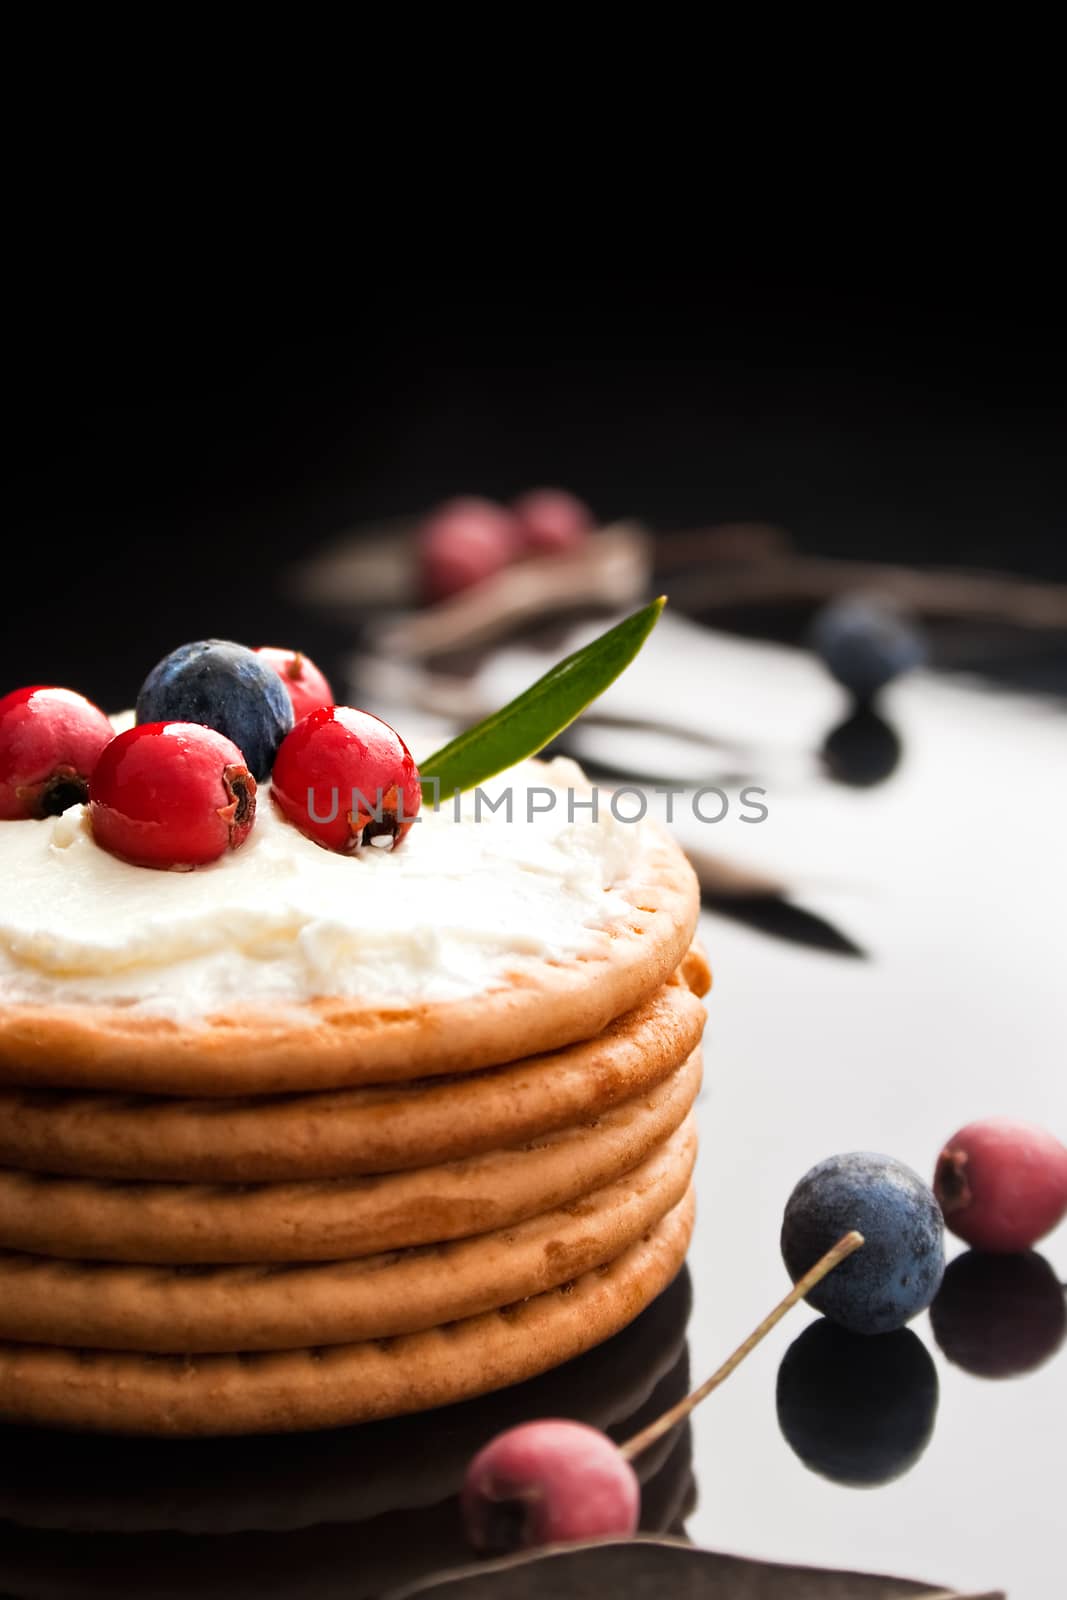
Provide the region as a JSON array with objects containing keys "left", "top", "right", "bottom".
[
  {"left": 675, "top": 554, "right": 1067, "bottom": 629},
  {"left": 291, "top": 517, "right": 420, "bottom": 608},
  {"left": 294, "top": 517, "right": 784, "bottom": 617},
  {"left": 372, "top": 524, "right": 652, "bottom": 659},
  {"left": 385, "top": 1538, "right": 1003, "bottom": 1598},
  {"left": 295, "top": 520, "right": 651, "bottom": 650}
]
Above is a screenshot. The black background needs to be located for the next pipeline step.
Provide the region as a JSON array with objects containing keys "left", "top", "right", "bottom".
[{"left": 7, "top": 274, "right": 1065, "bottom": 708}]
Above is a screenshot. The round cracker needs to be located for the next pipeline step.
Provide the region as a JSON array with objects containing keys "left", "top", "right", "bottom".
[
  {"left": 0, "top": 1051, "right": 701, "bottom": 1264},
  {"left": 0, "top": 827, "right": 700, "bottom": 1096},
  {"left": 0, "top": 979, "right": 705, "bottom": 1184},
  {"left": 0, "top": 1187, "right": 694, "bottom": 1434},
  {"left": 0, "top": 1119, "right": 695, "bottom": 1352}
]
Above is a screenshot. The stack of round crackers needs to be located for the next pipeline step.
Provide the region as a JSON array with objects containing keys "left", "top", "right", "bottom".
[
  {"left": 0, "top": 832, "right": 706, "bottom": 1436},
  {"left": 0, "top": 1270, "right": 694, "bottom": 1597}
]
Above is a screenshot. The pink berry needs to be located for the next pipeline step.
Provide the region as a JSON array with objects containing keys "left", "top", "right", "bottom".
[
  {"left": 417, "top": 497, "right": 521, "bottom": 601},
  {"left": 461, "top": 1420, "right": 639, "bottom": 1555},
  {"left": 255, "top": 647, "right": 334, "bottom": 721},
  {"left": 934, "top": 1117, "right": 1067, "bottom": 1252},
  {"left": 512, "top": 488, "right": 594, "bottom": 554},
  {"left": 0, "top": 686, "right": 114, "bottom": 820},
  {"left": 271, "top": 705, "right": 421, "bottom": 854},
  {"left": 89, "top": 723, "right": 257, "bottom": 870}
]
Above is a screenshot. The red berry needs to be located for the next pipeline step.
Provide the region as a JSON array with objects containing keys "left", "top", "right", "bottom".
[
  {"left": 271, "top": 705, "right": 420, "bottom": 854},
  {"left": 255, "top": 647, "right": 334, "bottom": 721},
  {"left": 934, "top": 1117, "right": 1067, "bottom": 1252},
  {"left": 0, "top": 686, "right": 114, "bottom": 820},
  {"left": 417, "top": 496, "right": 521, "bottom": 601},
  {"left": 512, "top": 488, "right": 593, "bottom": 554},
  {"left": 89, "top": 723, "right": 257, "bottom": 870},
  {"left": 461, "top": 1420, "right": 639, "bottom": 1555}
]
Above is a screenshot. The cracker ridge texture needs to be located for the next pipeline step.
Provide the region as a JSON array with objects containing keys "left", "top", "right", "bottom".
[
  {"left": 0, "top": 1053, "right": 701, "bottom": 1263},
  {"left": 0, "top": 979, "right": 705, "bottom": 1183},
  {"left": 0, "top": 1189, "right": 694, "bottom": 1434},
  {"left": 0, "top": 1120, "right": 695, "bottom": 1352}
]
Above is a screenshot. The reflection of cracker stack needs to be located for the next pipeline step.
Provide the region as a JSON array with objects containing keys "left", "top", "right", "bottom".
[
  {"left": 0, "top": 791, "right": 707, "bottom": 1436},
  {"left": 0, "top": 1299, "right": 694, "bottom": 1598},
  {"left": 0, "top": 1268, "right": 693, "bottom": 1535}
]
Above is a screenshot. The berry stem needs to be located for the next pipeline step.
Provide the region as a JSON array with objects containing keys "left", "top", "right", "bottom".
[{"left": 617, "top": 1230, "right": 864, "bottom": 1464}]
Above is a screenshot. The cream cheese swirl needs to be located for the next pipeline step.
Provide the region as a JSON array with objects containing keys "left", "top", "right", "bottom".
[{"left": 0, "top": 759, "right": 646, "bottom": 1015}]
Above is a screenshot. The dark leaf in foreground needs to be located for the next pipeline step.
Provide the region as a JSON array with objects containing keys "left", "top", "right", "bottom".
[{"left": 385, "top": 1536, "right": 1003, "bottom": 1599}]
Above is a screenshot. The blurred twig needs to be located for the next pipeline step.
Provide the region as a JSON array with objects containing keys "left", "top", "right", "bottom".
[
  {"left": 296, "top": 514, "right": 1067, "bottom": 658},
  {"left": 665, "top": 547, "right": 1067, "bottom": 629}
]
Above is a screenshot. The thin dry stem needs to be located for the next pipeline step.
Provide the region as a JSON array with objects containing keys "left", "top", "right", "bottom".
[{"left": 619, "top": 1230, "right": 864, "bottom": 1463}]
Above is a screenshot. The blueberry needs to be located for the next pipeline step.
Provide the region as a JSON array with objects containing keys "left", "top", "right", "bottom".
[
  {"left": 776, "top": 1319, "right": 939, "bottom": 1486},
  {"left": 930, "top": 1250, "right": 1066, "bottom": 1379},
  {"left": 781, "top": 1152, "right": 945, "bottom": 1335},
  {"left": 136, "top": 640, "right": 294, "bottom": 782},
  {"left": 809, "top": 596, "right": 926, "bottom": 702}
]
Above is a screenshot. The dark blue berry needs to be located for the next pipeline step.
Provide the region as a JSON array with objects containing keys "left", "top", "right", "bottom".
[
  {"left": 136, "top": 640, "right": 294, "bottom": 781},
  {"left": 930, "top": 1250, "right": 1066, "bottom": 1379},
  {"left": 777, "top": 1319, "right": 939, "bottom": 1486},
  {"left": 809, "top": 596, "right": 926, "bottom": 701},
  {"left": 821, "top": 704, "right": 902, "bottom": 787},
  {"left": 781, "top": 1152, "right": 945, "bottom": 1335}
]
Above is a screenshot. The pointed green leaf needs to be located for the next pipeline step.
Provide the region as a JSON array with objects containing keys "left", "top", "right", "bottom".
[{"left": 420, "top": 597, "right": 666, "bottom": 799}]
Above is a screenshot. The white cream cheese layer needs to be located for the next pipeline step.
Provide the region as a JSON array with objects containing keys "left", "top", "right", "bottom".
[{"left": 0, "top": 760, "right": 646, "bottom": 1015}]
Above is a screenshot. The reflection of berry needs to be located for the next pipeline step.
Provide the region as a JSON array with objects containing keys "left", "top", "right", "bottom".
[
  {"left": 781, "top": 1152, "right": 945, "bottom": 1335},
  {"left": 0, "top": 686, "right": 114, "bottom": 819},
  {"left": 255, "top": 648, "right": 334, "bottom": 721},
  {"left": 809, "top": 596, "right": 926, "bottom": 701},
  {"left": 777, "top": 1319, "right": 939, "bottom": 1486},
  {"left": 934, "top": 1117, "right": 1067, "bottom": 1252},
  {"left": 821, "top": 704, "right": 902, "bottom": 787},
  {"left": 89, "top": 723, "right": 256, "bottom": 869},
  {"left": 272, "top": 705, "right": 420, "bottom": 854},
  {"left": 462, "top": 1420, "right": 638, "bottom": 1554},
  {"left": 418, "top": 497, "right": 521, "bottom": 601},
  {"left": 513, "top": 488, "right": 593, "bottom": 553},
  {"left": 930, "top": 1250, "right": 1066, "bottom": 1378},
  {"left": 136, "top": 640, "right": 294, "bottom": 782}
]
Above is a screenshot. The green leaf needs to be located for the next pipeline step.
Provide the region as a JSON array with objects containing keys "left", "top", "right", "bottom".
[{"left": 420, "top": 596, "right": 666, "bottom": 799}]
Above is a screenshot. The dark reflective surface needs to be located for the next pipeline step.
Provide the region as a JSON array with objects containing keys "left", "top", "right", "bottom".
[{"left": 682, "top": 661, "right": 1065, "bottom": 1600}]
